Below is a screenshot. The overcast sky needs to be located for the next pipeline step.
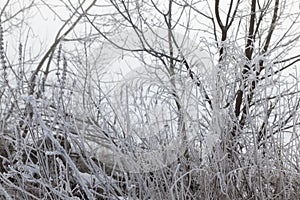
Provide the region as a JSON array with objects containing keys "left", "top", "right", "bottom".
[{"left": 4, "top": 0, "right": 300, "bottom": 80}]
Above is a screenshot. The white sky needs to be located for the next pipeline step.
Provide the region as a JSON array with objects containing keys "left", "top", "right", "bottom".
[{"left": 4, "top": 1, "right": 299, "bottom": 69}]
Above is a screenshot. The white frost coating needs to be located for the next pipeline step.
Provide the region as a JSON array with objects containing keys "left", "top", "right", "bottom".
[
  {"left": 78, "top": 171, "right": 107, "bottom": 186},
  {"left": 203, "top": 133, "right": 219, "bottom": 155},
  {"left": 93, "top": 137, "right": 185, "bottom": 172},
  {"left": 0, "top": 183, "right": 13, "bottom": 200},
  {"left": 25, "top": 95, "right": 94, "bottom": 200},
  {"left": 83, "top": 28, "right": 215, "bottom": 172}
]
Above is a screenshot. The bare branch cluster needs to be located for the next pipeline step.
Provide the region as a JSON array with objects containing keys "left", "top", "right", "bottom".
[{"left": 0, "top": 0, "right": 299, "bottom": 199}]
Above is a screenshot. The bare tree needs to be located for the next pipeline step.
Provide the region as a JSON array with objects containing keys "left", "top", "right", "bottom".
[
  {"left": 0, "top": 0, "right": 300, "bottom": 199},
  {"left": 82, "top": 0, "right": 300, "bottom": 199}
]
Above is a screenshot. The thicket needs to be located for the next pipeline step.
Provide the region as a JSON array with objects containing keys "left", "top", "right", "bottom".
[{"left": 0, "top": 0, "right": 300, "bottom": 199}]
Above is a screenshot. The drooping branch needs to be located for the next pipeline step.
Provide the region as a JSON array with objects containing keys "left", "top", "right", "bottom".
[{"left": 29, "top": 0, "right": 97, "bottom": 95}]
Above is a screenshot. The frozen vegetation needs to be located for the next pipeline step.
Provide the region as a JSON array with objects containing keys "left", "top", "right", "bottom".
[{"left": 0, "top": 0, "right": 300, "bottom": 199}]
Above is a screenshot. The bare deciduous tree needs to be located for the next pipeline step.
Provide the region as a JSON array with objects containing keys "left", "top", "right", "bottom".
[{"left": 0, "top": 0, "right": 300, "bottom": 199}]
